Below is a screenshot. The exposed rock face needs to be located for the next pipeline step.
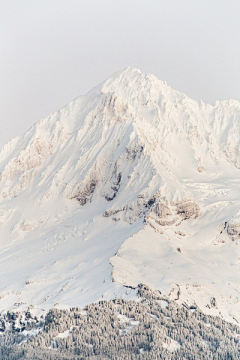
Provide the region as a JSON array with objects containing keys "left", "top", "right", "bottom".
[
  {"left": 124, "top": 143, "right": 144, "bottom": 161},
  {"left": 153, "top": 202, "right": 172, "bottom": 218},
  {"left": 175, "top": 200, "right": 201, "bottom": 220},
  {"left": 123, "top": 196, "right": 156, "bottom": 224},
  {"left": 217, "top": 219, "right": 240, "bottom": 241},
  {"left": 227, "top": 221, "right": 240, "bottom": 239},
  {"left": 105, "top": 173, "right": 122, "bottom": 201},
  {"left": 103, "top": 208, "right": 124, "bottom": 218},
  {"left": 73, "top": 179, "right": 98, "bottom": 206},
  {"left": 155, "top": 217, "right": 177, "bottom": 226},
  {"left": 0, "top": 138, "right": 54, "bottom": 183},
  {"left": 145, "top": 198, "right": 201, "bottom": 229}
]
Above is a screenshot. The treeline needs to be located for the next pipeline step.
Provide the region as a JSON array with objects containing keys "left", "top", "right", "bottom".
[{"left": 1, "top": 284, "right": 240, "bottom": 359}]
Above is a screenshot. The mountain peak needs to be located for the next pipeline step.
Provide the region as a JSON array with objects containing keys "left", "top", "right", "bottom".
[
  {"left": 102, "top": 66, "right": 168, "bottom": 94},
  {"left": 1, "top": 69, "right": 240, "bottom": 322}
]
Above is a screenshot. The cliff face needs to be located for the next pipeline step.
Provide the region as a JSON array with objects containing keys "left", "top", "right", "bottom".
[{"left": 1, "top": 67, "right": 240, "bottom": 322}]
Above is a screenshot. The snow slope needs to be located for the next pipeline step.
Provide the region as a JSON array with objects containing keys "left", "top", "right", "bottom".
[{"left": 1, "top": 67, "right": 240, "bottom": 322}]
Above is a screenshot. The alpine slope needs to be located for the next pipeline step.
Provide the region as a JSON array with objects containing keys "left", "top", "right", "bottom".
[{"left": 1, "top": 67, "right": 240, "bottom": 323}]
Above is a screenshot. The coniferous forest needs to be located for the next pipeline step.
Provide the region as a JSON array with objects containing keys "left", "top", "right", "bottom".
[{"left": 1, "top": 284, "right": 240, "bottom": 360}]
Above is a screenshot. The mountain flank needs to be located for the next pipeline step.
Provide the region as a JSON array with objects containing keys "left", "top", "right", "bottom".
[{"left": 0, "top": 68, "right": 240, "bottom": 323}]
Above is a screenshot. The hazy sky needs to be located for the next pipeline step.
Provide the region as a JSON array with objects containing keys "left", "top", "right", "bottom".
[{"left": 1, "top": 0, "right": 240, "bottom": 149}]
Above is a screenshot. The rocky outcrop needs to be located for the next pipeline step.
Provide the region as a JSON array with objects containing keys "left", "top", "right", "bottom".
[
  {"left": 145, "top": 197, "right": 201, "bottom": 230},
  {"left": 175, "top": 200, "right": 201, "bottom": 220},
  {"left": 227, "top": 222, "right": 240, "bottom": 238},
  {"left": 105, "top": 173, "right": 122, "bottom": 201},
  {"left": 0, "top": 137, "right": 53, "bottom": 183},
  {"left": 71, "top": 179, "right": 98, "bottom": 206},
  {"left": 103, "top": 207, "right": 125, "bottom": 218},
  {"left": 123, "top": 196, "right": 156, "bottom": 224},
  {"left": 217, "top": 219, "right": 240, "bottom": 241},
  {"left": 124, "top": 143, "right": 144, "bottom": 161},
  {"left": 153, "top": 202, "right": 172, "bottom": 218}
]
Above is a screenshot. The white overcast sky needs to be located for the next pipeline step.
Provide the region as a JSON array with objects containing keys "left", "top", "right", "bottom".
[{"left": 1, "top": 0, "right": 240, "bottom": 149}]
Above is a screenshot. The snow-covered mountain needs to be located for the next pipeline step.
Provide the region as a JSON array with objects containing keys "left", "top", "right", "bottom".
[{"left": 1, "top": 67, "right": 240, "bottom": 323}]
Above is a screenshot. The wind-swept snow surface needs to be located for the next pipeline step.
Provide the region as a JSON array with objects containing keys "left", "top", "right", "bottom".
[{"left": 1, "top": 67, "right": 240, "bottom": 321}]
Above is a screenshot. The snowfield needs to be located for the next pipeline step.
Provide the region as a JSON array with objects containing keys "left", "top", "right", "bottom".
[{"left": 1, "top": 67, "right": 240, "bottom": 322}]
